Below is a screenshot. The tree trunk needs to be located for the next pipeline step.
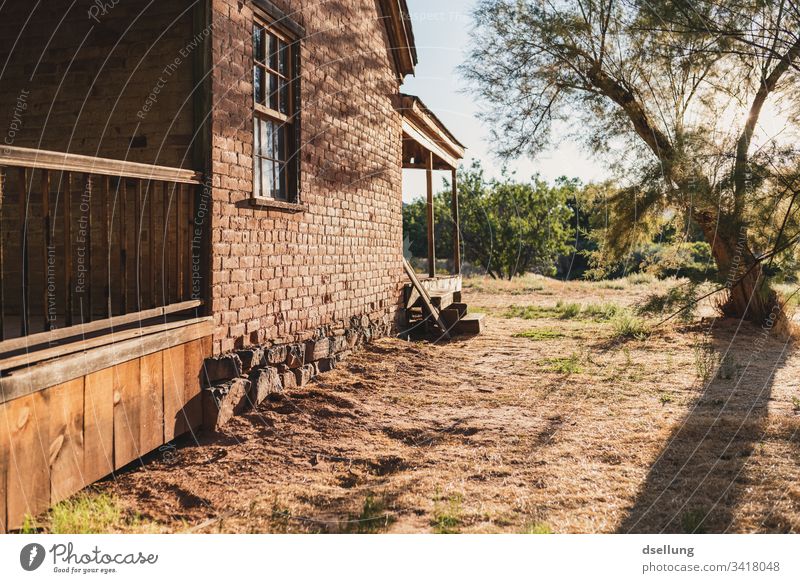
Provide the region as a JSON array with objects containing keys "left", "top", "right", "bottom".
[{"left": 696, "top": 215, "right": 789, "bottom": 333}]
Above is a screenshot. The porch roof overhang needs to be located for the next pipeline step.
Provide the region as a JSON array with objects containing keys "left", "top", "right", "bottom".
[{"left": 395, "top": 94, "right": 466, "bottom": 171}]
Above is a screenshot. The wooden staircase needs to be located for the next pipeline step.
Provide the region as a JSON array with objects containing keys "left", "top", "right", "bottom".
[{"left": 402, "top": 260, "right": 485, "bottom": 338}]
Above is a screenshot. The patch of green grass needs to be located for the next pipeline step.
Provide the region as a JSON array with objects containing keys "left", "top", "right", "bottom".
[
  {"left": 626, "top": 273, "right": 656, "bottom": 285},
  {"left": 556, "top": 301, "right": 582, "bottom": 319},
  {"left": 541, "top": 352, "right": 584, "bottom": 374},
  {"left": 523, "top": 522, "right": 553, "bottom": 534},
  {"left": 504, "top": 304, "right": 561, "bottom": 319},
  {"left": 505, "top": 301, "right": 623, "bottom": 322},
  {"left": 659, "top": 393, "right": 673, "bottom": 406},
  {"left": 792, "top": 396, "right": 800, "bottom": 413},
  {"left": 432, "top": 493, "right": 463, "bottom": 534},
  {"left": 582, "top": 302, "right": 621, "bottom": 321},
  {"left": 717, "top": 353, "right": 739, "bottom": 380},
  {"left": 681, "top": 509, "right": 708, "bottom": 534},
  {"left": 611, "top": 311, "right": 650, "bottom": 339},
  {"left": 45, "top": 493, "right": 131, "bottom": 534},
  {"left": 513, "top": 328, "right": 565, "bottom": 341},
  {"left": 694, "top": 340, "right": 718, "bottom": 383},
  {"left": 344, "top": 493, "right": 395, "bottom": 533},
  {"left": 596, "top": 280, "right": 627, "bottom": 290}
]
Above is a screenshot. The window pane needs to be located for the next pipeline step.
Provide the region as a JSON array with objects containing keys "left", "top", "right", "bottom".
[
  {"left": 253, "top": 156, "right": 262, "bottom": 197},
  {"left": 254, "top": 66, "right": 265, "bottom": 105},
  {"left": 253, "top": 26, "right": 264, "bottom": 62},
  {"left": 276, "top": 123, "right": 287, "bottom": 163},
  {"left": 279, "top": 79, "right": 290, "bottom": 115},
  {"left": 260, "top": 118, "right": 273, "bottom": 159},
  {"left": 254, "top": 117, "right": 260, "bottom": 152},
  {"left": 262, "top": 159, "right": 275, "bottom": 198},
  {"left": 268, "top": 73, "right": 280, "bottom": 112},
  {"left": 278, "top": 40, "right": 289, "bottom": 76},
  {"left": 277, "top": 162, "right": 287, "bottom": 200},
  {"left": 268, "top": 33, "right": 278, "bottom": 71}
]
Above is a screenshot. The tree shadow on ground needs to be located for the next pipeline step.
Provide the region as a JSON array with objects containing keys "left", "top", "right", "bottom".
[{"left": 617, "top": 318, "right": 793, "bottom": 533}]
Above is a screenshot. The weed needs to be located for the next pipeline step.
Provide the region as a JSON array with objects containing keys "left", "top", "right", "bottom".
[
  {"left": 513, "top": 328, "right": 565, "bottom": 341},
  {"left": 681, "top": 509, "right": 708, "bottom": 534},
  {"left": 557, "top": 301, "right": 582, "bottom": 319},
  {"left": 611, "top": 311, "right": 649, "bottom": 339},
  {"left": 523, "top": 522, "right": 553, "bottom": 534},
  {"left": 638, "top": 282, "right": 700, "bottom": 323},
  {"left": 582, "top": 302, "right": 621, "bottom": 321},
  {"left": 432, "top": 492, "right": 463, "bottom": 534},
  {"left": 345, "top": 493, "right": 394, "bottom": 533},
  {"left": 597, "top": 280, "right": 627, "bottom": 290},
  {"left": 718, "top": 353, "right": 739, "bottom": 380},
  {"left": 542, "top": 352, "right": 583, "bottom": 374},
  {"left": 45, "top": 493, "right": 132, "bottom": 534},
  {"left": 693, "top": 339, "right": 718, "bottom": 383},
  {"left": 792, "top": 396, "right": 800, "bottom": 413},
  {"left": 659, "top": 393, "right": 673, "bottom": 406},
  {"left": 626, "top": 273, "right": 656, "bottom": 285}
]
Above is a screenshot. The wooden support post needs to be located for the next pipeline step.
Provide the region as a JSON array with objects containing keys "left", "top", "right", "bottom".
[
  {"left": 451, "top": 168, "right": 461, "bottom": 275},
  {"left": 426, "top": 151, "right": 435, "bottom": 278},
  {"left": 42, "top": 170, "right": 53, "bottom": 331},
  {"left": 19, "top": 167, "right": 29, "bottom": 337},
  {"left": 120, "top": 179, "right": 128, "bottom": 314}
]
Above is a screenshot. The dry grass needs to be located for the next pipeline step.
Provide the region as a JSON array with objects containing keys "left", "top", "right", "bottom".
[{"left": 35, "top": 275, "right": 800, "bottom": 534}]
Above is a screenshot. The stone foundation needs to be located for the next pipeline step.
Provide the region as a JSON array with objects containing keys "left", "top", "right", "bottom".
[{"left": 201, "top": 315, "right": 392, "bottom": 431}]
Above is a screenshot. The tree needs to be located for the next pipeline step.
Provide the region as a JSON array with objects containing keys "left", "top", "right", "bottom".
[
  {"left": 457, "top": 162, "right": 573, "bottom": 279},
  {"left": 463, "top": 0, "right": 800, "bottom": 326}
]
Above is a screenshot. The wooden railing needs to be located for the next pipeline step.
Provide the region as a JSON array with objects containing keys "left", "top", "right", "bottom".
[{"left": 0, "top": 146, "right": 204, "bottom": 344}]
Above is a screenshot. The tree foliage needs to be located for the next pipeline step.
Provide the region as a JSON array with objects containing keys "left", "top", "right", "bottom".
[
  {"left": 464, "top": 0, "right": 800, "bottom": 324},
  {"left": 402, "top": 162, "right": 573, "bottom": 280}
]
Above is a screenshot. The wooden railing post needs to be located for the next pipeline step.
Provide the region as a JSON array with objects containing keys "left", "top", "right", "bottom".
[
  {"left": 42, "top": 170, "right": 53, "bottom": 331},
  {"left": 19, "top": 167, "right": 29, "bottom": 336},
  {"left": 451, "top": 167, "right": 461, "bottom": 276},
  {"left": 426, "top": 151, "right": 435, "bottom": 278}
]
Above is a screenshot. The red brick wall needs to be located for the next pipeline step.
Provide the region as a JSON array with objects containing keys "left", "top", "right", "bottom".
[{"left": 209, "top": 0, "right": 405, "bottom": 354}]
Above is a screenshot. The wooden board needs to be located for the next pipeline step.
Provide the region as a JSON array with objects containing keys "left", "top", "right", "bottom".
[
  {"left": 183, "top": 338, "right": 208, "bottom": 432},
  {"left": 163, "top": 343, "right": 186, "bottom": 442},
  {"left": 47, "top": 378, "right": 85, "bottom": 504},
  {"left": 0, "top": 318, "right": 212, "bottom": 404},
  {"left": 83, "top": 367, "right": 115, "bottom": 484},
  {"left": 113, "top": 359, "right": 142, "bottom": 470},
  {"left": 5, "top": 392, "right": 50, "bottom": 530},
  {"left": 139, "top": 352, "right": 164, "bottom": 455},
  {"left": 403, "top": 259, "right": 450, "bottom": 339}
]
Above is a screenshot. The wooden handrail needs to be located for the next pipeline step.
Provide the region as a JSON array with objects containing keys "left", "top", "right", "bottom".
[
  {"left": 0, "top": 145, "right": 203, "bottom": 184},
  {"left": 0, "top": 299, "right": 202, "bottom": 356}
]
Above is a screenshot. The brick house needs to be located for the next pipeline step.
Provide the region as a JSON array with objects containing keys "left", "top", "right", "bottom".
[{"left": 0, "top": 0, "right": 478, "bottom": 531}]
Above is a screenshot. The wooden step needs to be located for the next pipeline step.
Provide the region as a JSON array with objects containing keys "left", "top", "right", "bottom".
[
  {"left": 415, "top": 291, "right": 453, "bottom": 311},
  {"left": 454, "top": 313, "right": 485, "bottom": 335}
]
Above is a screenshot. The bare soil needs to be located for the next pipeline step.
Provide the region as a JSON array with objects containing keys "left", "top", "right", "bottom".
[{"left": 87, "top": 276, "right": 800, "bottom": 533}]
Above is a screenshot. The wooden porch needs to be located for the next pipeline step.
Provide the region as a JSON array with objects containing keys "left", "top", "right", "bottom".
[
  {"left": 0, "top": 146, "right": 212, "bottom": 532},
  {"left": 396, "top": 95, "right": 485, "bottom": 337}
]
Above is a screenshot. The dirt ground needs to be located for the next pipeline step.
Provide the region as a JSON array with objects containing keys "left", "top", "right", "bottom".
[{"left": 75, "top": 276, "right": 800, "bottom": 533}]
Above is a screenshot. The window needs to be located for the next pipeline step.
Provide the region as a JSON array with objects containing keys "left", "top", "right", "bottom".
[{"left": 253, "top": 19, "right": 299, "bottom": 203}]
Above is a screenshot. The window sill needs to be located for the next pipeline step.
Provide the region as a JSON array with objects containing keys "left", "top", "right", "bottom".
[{"left": 250, "top": 196, "right": 306, "bottom": 213}]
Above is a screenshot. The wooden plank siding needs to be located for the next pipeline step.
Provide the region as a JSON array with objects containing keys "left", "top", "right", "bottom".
[{"left": 0, "top": 334, "right": 212, "bottom": 532}]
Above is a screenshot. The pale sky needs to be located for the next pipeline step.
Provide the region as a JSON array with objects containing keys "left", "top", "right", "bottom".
[{"left": 400, "top": 0, "right": 610, "bottom": 202}]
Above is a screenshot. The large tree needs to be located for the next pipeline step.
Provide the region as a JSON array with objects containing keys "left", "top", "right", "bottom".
[{"left": 464, "top": 0, "right": 800, "bottom": 326}]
